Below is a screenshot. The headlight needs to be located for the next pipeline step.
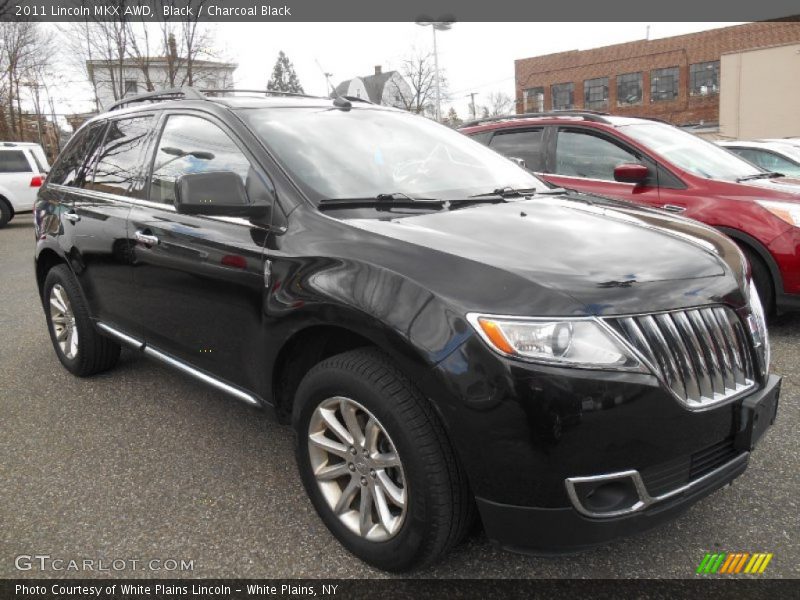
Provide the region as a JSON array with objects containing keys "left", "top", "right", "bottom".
[
  {"left": 746, "top": 280, "right": 771, "bottom": 376},
  {"left": 756, "top": 200, "right": 800, "bottom": 227},
  {"left": 466, "top": 314, "right": 644, "bottom": 370}
]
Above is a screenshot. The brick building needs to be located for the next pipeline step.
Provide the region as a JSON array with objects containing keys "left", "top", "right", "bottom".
[{"left": 514, "top": 21, "right": 800, "bottom": 126}]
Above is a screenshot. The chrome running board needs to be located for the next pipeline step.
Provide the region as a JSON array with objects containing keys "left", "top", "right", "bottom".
[{"left": 96, "top": 321, "right": 261, "bottom": 407}]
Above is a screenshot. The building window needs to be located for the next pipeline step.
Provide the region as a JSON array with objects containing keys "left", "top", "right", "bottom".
[
  {"left": 616, "top": 72, "right": 642, "bottom": 106},
  {"left": 551, "top": 82, "right": 574, "bottom": 110},
  {"left": 124, "top": 79, "right": 138, "bottom": 96},
  {"left": 583, "top": 77, "right": 608, "bottom": 109},
  {"left": 650, "top": 67, "right": 679, "bottom": 102},
  {"left": 689, "top": 61, "right": 719, "bottom": 96},
  {"left": 523, "top": 87, "right": 544, "bottom": 112}
]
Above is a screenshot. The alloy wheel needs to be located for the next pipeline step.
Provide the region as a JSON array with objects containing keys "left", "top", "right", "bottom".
[
  {"left": 49, "top": 283, "right": 78, "bottom": 359},
  {"left": 307, "top": 396, "right": 407, "bottom": 542}
]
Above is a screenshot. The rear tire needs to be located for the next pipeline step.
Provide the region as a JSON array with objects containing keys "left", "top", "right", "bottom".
[
  {"left": 0, "top": 198, "right": 11, "bottom": 228},
  {"left": 742, "top": 246, "right": 774, "bottom": 316},
  {"left": 43, "top": 265, "right": 120, "bottom": 376},
  {"left": 293, "top": 348, "right": 474, "bottom": 572}
]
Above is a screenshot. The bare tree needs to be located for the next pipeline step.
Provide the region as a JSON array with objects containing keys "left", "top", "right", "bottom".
[
  {"left": 390, "top": 50, "right": 448, "bottom": 117},
  {"left": 0, "top": 22, "right": 52, "bottom": 139},
  {"left": 483, "top": 91, "right": 514, "bottom": 117}
]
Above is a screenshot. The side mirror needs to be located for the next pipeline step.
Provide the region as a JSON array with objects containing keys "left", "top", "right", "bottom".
[
  {"left": 613, "top": 163, "right": 649, "bottom": 184},
  {"left": 174, "top": 171, "right": 269, "bottom": 218},
  {"left": 508, "top": 156, "right": 527, "bottom": 169}
]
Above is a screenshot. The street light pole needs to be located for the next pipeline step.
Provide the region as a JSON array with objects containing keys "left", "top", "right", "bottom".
[
  {"left": 432, "top": 26, "right": 441, "bottom": 122},
  {"left": 415, "top": 20, "right": 453, "bottom": 122}
]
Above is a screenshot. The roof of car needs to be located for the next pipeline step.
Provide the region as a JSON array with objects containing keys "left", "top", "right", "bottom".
[
  {"left": 458, "top": 111, "right": 652, "bottom": 132},
  {"left": 718, "top": 140, "right": 799, "bottom": 151}
]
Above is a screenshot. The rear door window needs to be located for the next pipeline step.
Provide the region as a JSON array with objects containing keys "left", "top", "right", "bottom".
[
  {"left": 0, "top": 150, "right": 32, "bottom": 173},
  {"left": 27, "top": 149, "right": 47, "bottom": 173},
  {"left": 89, "top": 115, "right": 154, "bottom": 197},
  {"left": 48, "top": 121, "right": 108, "bottom": 188},
  {"left": 489, "top": 129, "right": 544, "bottom": 171}
]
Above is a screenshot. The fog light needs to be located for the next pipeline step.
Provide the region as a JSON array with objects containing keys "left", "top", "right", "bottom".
[{"left": 565, "top": 470, "right": 647, "bottom": 518}]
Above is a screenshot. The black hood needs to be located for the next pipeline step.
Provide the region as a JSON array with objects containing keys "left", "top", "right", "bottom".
[{"left": 344, "top": 193, "right": 747, "bottom": 316}]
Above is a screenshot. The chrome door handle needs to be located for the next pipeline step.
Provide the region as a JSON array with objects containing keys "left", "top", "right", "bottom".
[
  {"left": 134, "top": 230, "right": 160, "bottom": 245},
  {"left": 661, "top": 204, "right": 686, "bottom": 213},
  {"left": 64, "top": 212, "right": 80, "bottom": 223}
]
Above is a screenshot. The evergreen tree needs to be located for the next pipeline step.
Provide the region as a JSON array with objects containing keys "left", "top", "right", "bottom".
[
  {"left": 266, "top": 51, "right": 305, "bottom": 94},
  {"left": 445, "top": 107, "right": 462, "bottom": 128}
]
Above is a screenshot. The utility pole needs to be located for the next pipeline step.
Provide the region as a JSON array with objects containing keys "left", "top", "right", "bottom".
[{"left": 466, "top": 92, "right": 477, "bottom": 120}]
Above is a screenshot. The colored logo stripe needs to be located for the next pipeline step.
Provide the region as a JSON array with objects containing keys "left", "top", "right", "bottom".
[{"left": 697, "top": 552, "right": 772, "bottom": 574}]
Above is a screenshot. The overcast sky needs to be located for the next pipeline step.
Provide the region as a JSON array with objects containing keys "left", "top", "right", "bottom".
[{"left": 47, "top": 21, "right": 740, "bottom": 125}]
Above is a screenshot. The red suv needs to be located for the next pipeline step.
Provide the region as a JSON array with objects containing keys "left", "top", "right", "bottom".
[{"left": 461, "top": 112, "right": 800, "bottom": 314}]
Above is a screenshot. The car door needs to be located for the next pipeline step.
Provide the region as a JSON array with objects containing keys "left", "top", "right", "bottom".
[
  {"left": 0, "top": 148, "right": 37, "bottom": 212},
  {"left": 543, "top": 127, "right": 663, "bottom": 207},
  {"left": 126, "top": 111, "right": 275, "bottom": 393},
  {"left": 60, "top": 115, "right": 155, "bottom": 332}
]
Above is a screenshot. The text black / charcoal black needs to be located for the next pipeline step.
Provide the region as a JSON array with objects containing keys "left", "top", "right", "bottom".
[{"left": 33, "top": 88, "right": 780, "bottom": 572}]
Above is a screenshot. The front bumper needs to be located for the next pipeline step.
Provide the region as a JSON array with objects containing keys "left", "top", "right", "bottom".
[{"left": 473, "top": 375, "right": 780, "bottom": 553}]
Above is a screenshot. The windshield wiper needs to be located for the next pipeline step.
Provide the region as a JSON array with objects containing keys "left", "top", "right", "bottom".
[
  {"left": 468, "top": 186, "right": 541, "bottom": 199},
  {"left": 318, "top": 193, "right": 445, "bottom": 211},
  {"left": 737, "top": 171, "right": 784, "bottom": 182}
]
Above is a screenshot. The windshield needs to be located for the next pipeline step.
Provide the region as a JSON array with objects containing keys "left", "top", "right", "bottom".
[
  {"left": 619, "top": 122, "right": 764, "bottom": 181},
  {"left": 241, "top": 107, "right": 547, "bottom": 202}
]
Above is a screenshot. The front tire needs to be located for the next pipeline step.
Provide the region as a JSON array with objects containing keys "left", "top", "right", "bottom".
[
  {"left": 742, "top": 246, "right": 774, "bottom": 316},
  {"left": 43, "top": 265, "right": 120, "bottom": 376},
  {"left": 294, "top": 348, "right": 473, "bottom": 572}
]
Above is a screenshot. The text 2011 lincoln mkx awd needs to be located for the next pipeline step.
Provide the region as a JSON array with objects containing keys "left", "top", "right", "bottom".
[{"left": 34, "top": 88, "right": 779, "bottom": 571}]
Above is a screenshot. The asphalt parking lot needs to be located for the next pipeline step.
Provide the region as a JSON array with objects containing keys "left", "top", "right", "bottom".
[{"left": 1, "top": 213, "right": 798, "bottom": 579}]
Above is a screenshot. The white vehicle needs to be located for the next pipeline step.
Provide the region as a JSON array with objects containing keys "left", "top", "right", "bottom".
[
  {"left": 717, "top": 140, "right": 800, "bottom": 178},
  {"left": 0, "top": 142, "right": 49, "bottom": 228}
]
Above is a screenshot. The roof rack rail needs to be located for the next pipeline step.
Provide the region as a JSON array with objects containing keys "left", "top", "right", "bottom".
[
  {"left": 107, "top": 87, "right": 205, "bottom": 112},
  {"left": 460, "top": 110, "right": 611, "bottom": 128},
  {"left": 198, "top": 88, "right": 328, "bottom": 100},
  {"left": 106, "top": 87, "right": 330, "bottom": 112}
]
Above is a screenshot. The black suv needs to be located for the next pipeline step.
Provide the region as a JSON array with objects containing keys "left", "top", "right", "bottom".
[{"left": 34, "top": 88, "right": 779, "bottom": 572}]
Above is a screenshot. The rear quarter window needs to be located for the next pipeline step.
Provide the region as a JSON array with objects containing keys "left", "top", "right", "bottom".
[
  {"left": 48, "top": 121, "right": 108, "bottom": 187},
  {"left": 0, "top": 150, "right": 32, "bottom": 173}
]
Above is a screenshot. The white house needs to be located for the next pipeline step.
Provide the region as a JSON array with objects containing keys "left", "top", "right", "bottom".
[
  {"left": 333, "top": 66, "right": 413, "bottom": 109},
  {"left": 87, "top": 57, "right": 237, "bottom": 110}
]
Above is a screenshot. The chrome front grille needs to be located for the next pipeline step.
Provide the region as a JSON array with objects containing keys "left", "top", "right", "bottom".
[{"left": 607, "top": 306, "right": 755, "bottom": 408}]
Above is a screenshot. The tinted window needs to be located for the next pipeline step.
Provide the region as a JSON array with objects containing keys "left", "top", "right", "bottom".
[
  {"left": 0, "top": 150, "right": 32, "bottom": 173},
  {"left": 555, "top": 130, "right": 639, "bottom": 181},
  {"left": 148, "top": 114, "right": 269, "bottom": 206},
  {"left": 90, "top": 116, "right": 153, "bottom": 196},
  {"left": 48, "top": 121, "right": 107, "bottom": 187},
  {"left": 28, "top": 149, "right": 46, "bottom": 173},
  {"left": 489, "top": 129, "right": 544, "bottom": 171},
  {"left": 469, "top": 131, "right": 492, "bottom": 145}
]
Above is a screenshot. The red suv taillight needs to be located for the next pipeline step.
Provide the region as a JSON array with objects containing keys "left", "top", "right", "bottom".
[{"left": 30, "top": 175, "right": 43, "bottom": 187}]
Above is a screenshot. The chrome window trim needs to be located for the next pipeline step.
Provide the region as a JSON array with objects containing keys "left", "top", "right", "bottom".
[
  {"left": 565, "top": 451, "right": 749, "bottom": 519},
  {"left": 47, "top": 183, "right": 254, "bottom": 227}
]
